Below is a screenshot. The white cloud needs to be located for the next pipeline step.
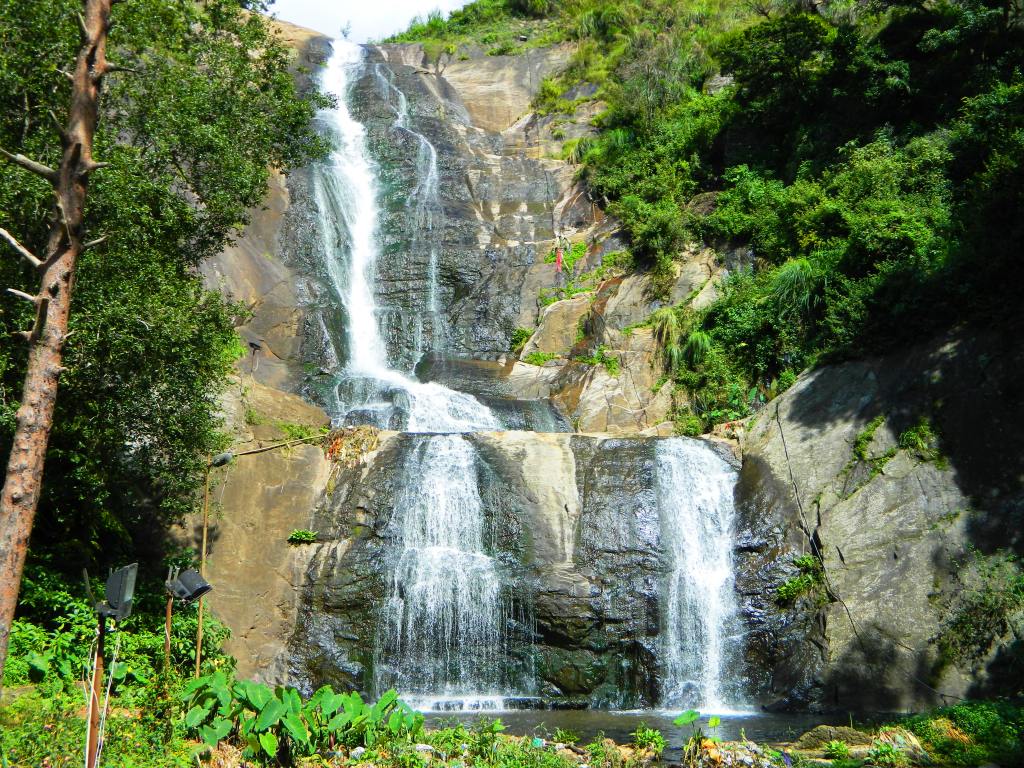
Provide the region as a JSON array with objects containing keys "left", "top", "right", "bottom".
[{"left": 269, "top": 0, "right": 471, "bottom": 43}]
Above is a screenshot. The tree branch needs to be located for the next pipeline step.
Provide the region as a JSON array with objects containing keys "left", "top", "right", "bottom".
[
  {"left": 0, "top": 148, "right": 58, "bottom": 184},
  {"left": 30, "top": 297, "right": 49, "bottom": 343},
  {"left": 0, "top": 228, "right": 43, "bottom": 269},
  {"left": 78, "top": 161, "right": 109, "bottom": 178},
  {"left": 100, "top": 60, "right": 137, "bottom": 78},
  {"left": 83, "top": 235, "right": 107, "bottom": 249},
  {"left": 6, "top": 289, "right": 37, "bottom": 304},
  {"left": 77, "top": 12, "right": 90, "bottom": 43}
]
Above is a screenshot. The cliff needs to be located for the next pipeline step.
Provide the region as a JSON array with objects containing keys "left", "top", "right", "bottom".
[{"left": 192, "top": 31, "right": 1024, "bottom": 711}]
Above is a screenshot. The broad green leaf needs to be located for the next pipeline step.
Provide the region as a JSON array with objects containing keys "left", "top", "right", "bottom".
[
  {"left": 328, "top": 710, "right": 353, "bottom": 733},
  {"left": 282, "top": 686, "right": 302, "bottom": 715},
  {"left": 708, "top": 716, "right": 721, "bottom": 728},
  {"left": 255, "top": 698, "right": 285, "bottom": 731},
  {"left": 320, "top": 692, "right": 345, "bottom": 717},
  {"left": 674, "top": 710, "right": 700, "bottom": 726},
  {"left": 185, "top": 705, "right": 212, "bottom": 728},
  {"left": 283, "top": 712, "right": 310, "bottom": 745},
  {"left": 388, "top": 710, "right": 402, "bottom": 734},
  {"left": 259, "top": 731, "right": 279, "bottom": 758}
]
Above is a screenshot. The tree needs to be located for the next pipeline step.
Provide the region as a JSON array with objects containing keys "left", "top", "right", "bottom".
[
  {"left": 0, "top": 0, "right": 114, "bottom": 686},
  {"left": 0, "top": 0, "right": 330, "bottom": 685}
]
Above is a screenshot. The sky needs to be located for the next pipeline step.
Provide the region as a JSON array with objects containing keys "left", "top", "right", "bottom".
[{"left": 269, "top": 0, "right": 470, "bottom": 43}]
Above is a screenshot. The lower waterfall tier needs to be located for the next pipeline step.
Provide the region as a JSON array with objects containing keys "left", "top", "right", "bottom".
[{"left": 286, "top": 431, "right": 747, "bottom": 710}]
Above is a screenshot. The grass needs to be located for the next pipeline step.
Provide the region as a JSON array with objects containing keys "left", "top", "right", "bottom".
[
  {"left": 523, "top": 351, "right": 559, "bottom": 365},
  {"left": 902, "top": 700, "right": 1024, "bottom": 766},
  {"left": 775, "top": 554, "right": 826, "bottom": 606}
]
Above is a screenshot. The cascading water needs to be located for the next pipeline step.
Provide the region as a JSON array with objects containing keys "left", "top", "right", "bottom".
[
  {"left": 312, "top": 41, "right": 496, "bottom": 433},
  {"left": 313, "top": 41, "right": 511, "bottom": 708},
  {"left": 374, "top": 434, "right": 509, "bottom": 708},
  {"left": 655, "top": 438, "right": 745, "bottom": 711},
  {"left": 310, "top": 41, "right": 748, "bottom": 713},
  {"left": 372, "top": 64, "right": 444, "bottom": 359}
]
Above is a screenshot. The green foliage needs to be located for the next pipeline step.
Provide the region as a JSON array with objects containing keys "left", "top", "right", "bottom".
[
  {"left": 575, "top": 345, "right": 621, "bottom": 375},
  {"left": 511, "top": 327, "right": 535, "bottom": 353},
  {"left": 934, "top": 552, "right": 1024, "bottom": 674},
  {"left": 524, "top": 351, "right": 560, "bottom": 365},
  {"left": 544, "top": 240, "right": 589, "bottom": 274},
  {"left": 181, "top": 676, "right": 424, "bottom": 763},
  {"left": 776, "top": 554, "right": 826, "bottom": 606},
  {"left": 0, "top": 686, "right": 198, "bottom": 768},
  {"left": 3, "top": 564, "right": 232, "bottom": 691},
  {"left": 552, "top": 727, "right": 581, "bottom": 744},
  {"left": 277, "top": 421, "right": 322, "bottom": 441},
  {"left": 866, "top": 741, "right": 906, "bottom": 767},
  {"left": 898, "top": 416, "right": 944, "bottom": 465},
  {"left": 631, "top": 723, "right": 666, "bottom": 755},
  {"left": 287, "top": 529, "right": 319, "bottom": 545},
  {"left": 0, "top": 0, "right": 329, "bottom": 584},
  {"left": 824, "top": 740, "right": 850, "bottom": 759},
  {"left": 903, "top": 700, "right": 1024, "bottom": 766}
]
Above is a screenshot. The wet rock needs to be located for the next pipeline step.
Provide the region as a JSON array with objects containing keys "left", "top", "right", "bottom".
[{"left": 794, "top": 725, "right": 872, "bottom": 749}]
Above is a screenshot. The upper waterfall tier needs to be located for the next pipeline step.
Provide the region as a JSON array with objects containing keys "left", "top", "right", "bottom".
[{"left": 311, "top": 41, "right": 498, "bottom": 433}]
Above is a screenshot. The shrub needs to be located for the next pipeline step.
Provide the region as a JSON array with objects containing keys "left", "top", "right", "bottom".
[
  {"left": 866, "top": 741, "right": 907, "bottom": 767},
  {"left": 510, "top": 327, "right": 534, "bottom": 353},
  {"left": 632, "top": 723, "right": 667, "bottom": 755},
  {"left": 898, "top": 416, "right": 944, "bottom": 465},
  {"left": 181, "top": 676, "right": 424, "bottom": 762},
  {"left": 287, "top": 529, "right": 319, "bottom": 544},
  {"left": 524, "top": 351, "right": 559, "bottom": 366},
  {"left": 776, "top": 554, "right": 826, "bottom": 606},
  {"left": 824, "top": 740, "right": 850, "bottom": 759}
]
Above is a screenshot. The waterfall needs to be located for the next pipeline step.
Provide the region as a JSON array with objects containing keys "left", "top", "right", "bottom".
[
  {"left": 310, "top": 41, "right": 747, "bottom": 713},
  {"left": 313, "top": 41, "right": 508, "bottom": 708},
  {"left": 372, "top": 64, "right": 443, "bottom": 356},
  {"left": 655, "top": 438, "right": 744, "bottom": 711},
  {"left": 374, "top": 434, "right": 509, "bottom": 708},
  {"left": 312, "top": 41, "right": 496, "bottom": 433}
]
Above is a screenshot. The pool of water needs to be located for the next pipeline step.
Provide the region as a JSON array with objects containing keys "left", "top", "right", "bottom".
[{"left": 423, "top": 709, "right": 845, "bottom": 751}]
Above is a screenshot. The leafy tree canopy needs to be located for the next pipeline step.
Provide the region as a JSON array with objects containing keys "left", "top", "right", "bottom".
[{"left": 0, "top": 0, "right": 330, "bottom": 580}]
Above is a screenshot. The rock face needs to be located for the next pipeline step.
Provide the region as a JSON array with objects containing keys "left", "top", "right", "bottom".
[
  {"left": 735, "top": 327, "right": 1024, "bottom": 711},
  {"left": 200, "top": 20, "right": 331, "bottom": 391}
]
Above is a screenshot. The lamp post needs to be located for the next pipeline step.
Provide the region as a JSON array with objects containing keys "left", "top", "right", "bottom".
[
  {"left": 87, "top": 563, "right": 137, "bottom": 768},
  {"left": 195, "top": 451, "right": 233, "bottom": 677}
]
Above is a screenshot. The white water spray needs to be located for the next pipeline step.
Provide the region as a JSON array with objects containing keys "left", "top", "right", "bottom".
[
  {"left": 313, "top": 42, "right": 495, "bottom": 432},
  {"left": 656, "top": 438, "right": 744, "bottom": 711}
]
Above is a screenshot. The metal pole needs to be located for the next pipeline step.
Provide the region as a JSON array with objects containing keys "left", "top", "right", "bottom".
[
  {"left": 164, "top": 594, "right": 173, "bottom": 674},
  {"left": 194, "top": 463, "right": 210, "bottom": 678},
  {"left": 86, "top": 615, "right": 105, "bottom": 768}
]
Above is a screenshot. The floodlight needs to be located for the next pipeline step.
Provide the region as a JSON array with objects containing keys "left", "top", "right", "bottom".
[
  {"left": 210, "top": 451, "right": 234, "bottom": 468},
  {"left": 165, "top": 567, "right": 212, "bottom": 602},
  {"left": 96, "top": 563, "right": 138, "bottom": 621}
]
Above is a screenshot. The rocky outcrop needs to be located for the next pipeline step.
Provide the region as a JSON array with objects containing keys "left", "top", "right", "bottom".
[
  {"left": 736, "top": 326, "right": 1024, "bottom": 711},
  {"left": 200, "top": 20, "right": 330, "bottom": 392}
]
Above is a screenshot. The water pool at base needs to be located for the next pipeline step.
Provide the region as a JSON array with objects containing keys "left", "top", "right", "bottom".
[{"left": 423, "top": 709, "right": 848, "bottom": 752}]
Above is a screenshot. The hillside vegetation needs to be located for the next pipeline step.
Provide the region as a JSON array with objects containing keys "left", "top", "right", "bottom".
[{"left": 393, "top": 0, "right": 1023, "bottom": 430}]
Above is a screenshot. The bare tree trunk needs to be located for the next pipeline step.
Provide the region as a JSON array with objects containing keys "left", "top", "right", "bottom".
[{"left": 0, "top": 0, "right": 114, "bottom": 686}]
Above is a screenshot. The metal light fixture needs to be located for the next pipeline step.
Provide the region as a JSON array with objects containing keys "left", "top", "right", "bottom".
[
  {"left": 86, "top": 563, "right": 137, "bottom": 768},
  {"left": 96, "top": 562, "right": 138, "bottom": 620},
  {"left": 164, "top": 567, "right": 214, "bottom": 676},
  {"left": 166, "top": 567, "right": 212, "bottom": 602}
]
